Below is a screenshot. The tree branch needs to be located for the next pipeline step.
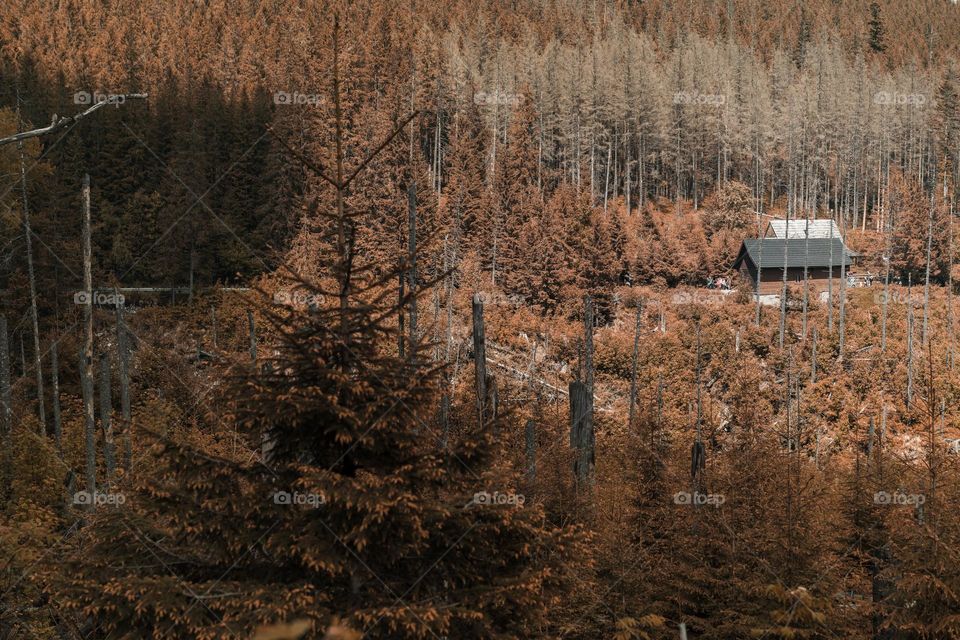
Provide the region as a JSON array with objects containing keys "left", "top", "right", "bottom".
[
  {"left": 266, "top": 126, "right": 340, "bottom": 189},
  {"left": 343, "top": 110, "right": 420, "bottom": 188},
  {"left": 0, "top": 94, "right": 148, "bottom": 147}
]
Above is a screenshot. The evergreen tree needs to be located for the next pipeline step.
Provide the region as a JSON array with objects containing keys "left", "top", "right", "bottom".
[
  {"left": 47, "top": 37, "right": 585, "bottom": 638},
  {"left": 890, "top": 170, "right": 951, "bottom": 284},
  {"left": 868, "top": 3, "right": 886, "bottom": 55}
]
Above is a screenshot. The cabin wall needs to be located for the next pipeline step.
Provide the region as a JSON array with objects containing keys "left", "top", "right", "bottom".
[{"left": 739, "top": 264, "right": 849, "bottom": 295}]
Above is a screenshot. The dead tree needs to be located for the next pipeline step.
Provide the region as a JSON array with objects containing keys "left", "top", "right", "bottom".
[
  {"left": 802, "top": 217, "right": 810, "bottom": 338},
  {"left": 487, "top": 375, "right": 499, "bottom": 424},
  {"left": 0, "top": 316, "right": 9, "bottom": 466},
  {"left": 407, "top": 182, "right": 417, "bottom": 351},
  {"left": 472, "top": 294, "right": 488, "bottom": 426},
  {"left": 838, "top": 216, "right": 848, "bottom": 357},
  {"left": 569, "top": 380, "right": 594, "bottom": 490},
  {"left": 210, "top": 305, "right": 218, "bottom": 349},
  {"left": 922, "top": 195, "right": 935, "bottom": 347},
  {"left": 811, "top": 327, "right": 818, "bottom": 384},
  {"left": 881, "top": 254, "right": 891, "bottom": 353},
  {"left": 51, "top": 341, "right": 62, "bottom": 452},
  {"left": 779, "top": 216, "right": 790, "bottom": 349},
  {"left": 248, "top": 310, "right": 257, "bottom": 363},
  {"left": 398, "top": 273, "right": 405, "bottom": 358},
  {"left": 0, "top": 316, "right": 9, "bottom": 436},
  {"left": 755, "top": 218, "right": 765, "bottom": 327},
  {"left": 82, "top": 175, "right": 96, "bottom": 502},
  {"left": 571, "top": 296, "right": 596, "bottom": 490},
  {"left": 628, "top": 301, "right": 643, "bottom": 431},
  {"left": 0, "top": 94, "right": 148, "bottom": 147},
  {"left": 828, "top": 219, "right": 835, "bottom": 332},
  {"left": 584, "top": 295, "right": 595, "bottom": 395},
  {"left": 525, "top": 419, "right": 536, "bottom": 486},
  {"left": 80, "top": 346, "right": 96, "bottom": 503},
  {"left": 907, "top": 299, "right": 915, "bottom": 410},
  {"left": 15, "top": 93, "right": 45, "bottom": 433},
  {"left": 116, "top": 298, "right": 132, "bottom": 472},
  {"left": 98, "top": 352, "right": 116, "bottom": 485},
  {"left": 438, "top": 394, "right": 450, "bottom": 451},
  {"left": 19, "top": 334, "right": 25, "bottom": 378}
]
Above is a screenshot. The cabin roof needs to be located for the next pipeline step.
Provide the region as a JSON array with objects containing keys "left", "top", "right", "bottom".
[
  {"left": 766, "top": 219, "right": 843, "bottom": 239},
  {"left": 733, "top": 238, "right": 854, "bottom": 270}
]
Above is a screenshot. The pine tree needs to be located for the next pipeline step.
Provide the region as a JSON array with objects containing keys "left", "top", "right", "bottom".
[
  {"left": 443, "top": 102, "right": 490, "bottom": 276},
  {"left": 47, "top": 22, "right": 585, "bottom": 637},
  {"left": 868, "top": 3, "right": 887, "bottom": 55},
  {"left": 890, "top": 170, "right": 951, "bottom": 284}
]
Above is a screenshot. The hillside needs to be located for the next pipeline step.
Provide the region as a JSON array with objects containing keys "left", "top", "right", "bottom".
[{"left": 1, "top": 1, "right": 960, "bottom": 639}]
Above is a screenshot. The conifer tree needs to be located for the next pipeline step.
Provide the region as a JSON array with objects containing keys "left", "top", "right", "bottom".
[
  {"left": 868, "top": 3, "right": 887, "bottom": 55},
  {"left": 46, "top": 20, "right": 585, "bottom": 638}
]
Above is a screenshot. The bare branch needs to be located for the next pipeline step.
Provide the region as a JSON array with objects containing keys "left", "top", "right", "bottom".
[
  {"left": 342, "top": 110, "right": 420, "bottom": 188},
  {"left": 266, "top": 126, "right": 340, "bottom": 188},
  {"left": 0, "top": 94, "right": 148, "bottom": 147}
]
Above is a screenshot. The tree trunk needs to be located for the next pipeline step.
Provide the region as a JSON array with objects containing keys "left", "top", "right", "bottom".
[
  {"left": 80, "top": 346, "right": 96, "bottom": 504},
  {"left": 472, "top": 294, "right": 488, "bottom": 426},
  {"left": 838, "top": 217, "right": 848, "bottom": 357},
  {"left": 211, "top": 305, "right": 218, "bottom": 350},
  {"left": 779, "top": 215, "right": 790, "bottom": 349},
  {"left": 811, "top": 327, "right": 818, "bottom": 384},
  {"left": 525, "top": 419, "right": 536, "bottom": 486},
  {"left": 408, "top": 182, "right": 417, "bottom": 352},
  {"left": 82, "top": 175, "right": 96, "bottom": 504},
  {"left": 881, "top": 256, "right": 890, "bottom": 353},
  {"left": 17, "top": 140, "right": 45, "bottom": 434},
  {"left": 922, "top": 197, "right": 934, "bottom": 346},
  {"left": 0, "top": 316, "right": 10, "bottom": 438},
  {"left": 116, "top": 297, "right": 132, "bottom": 473},
  {"left": 907, "top": 298, "right": 914, "bottom": 410},
  {"left": 247, "top": 310, "right": 257, "bottom": 363},
  {"left": 0, "top": 316, "right": 9, "bottom": 492},
  {"left": 98, "top": 351, "right": 115, "bottom": 486},
  {"left": 583, "top": 295, "right": 594, "bottom": 394},
  {"left": 569, "top": 380, "right": 594, "bottom": 490},
  {"left": 628, "top": 302, "right": 642, "bottom": 431},
  {"left": 51, "top": 340, "right": 62, "bottom": 453}
]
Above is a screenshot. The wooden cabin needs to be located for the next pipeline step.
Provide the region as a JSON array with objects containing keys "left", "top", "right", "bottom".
[{"left": 732, "top": 238, "right": 855, "bottom": 295}]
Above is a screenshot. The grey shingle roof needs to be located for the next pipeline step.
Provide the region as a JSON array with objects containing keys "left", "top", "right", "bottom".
[{"left": 733, "top": 238, "right": 854, "bottom": 270}]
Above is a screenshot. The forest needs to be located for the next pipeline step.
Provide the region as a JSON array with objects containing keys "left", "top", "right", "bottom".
[{"left": 1, "top": 0, "right": 960, "bottom": 638}]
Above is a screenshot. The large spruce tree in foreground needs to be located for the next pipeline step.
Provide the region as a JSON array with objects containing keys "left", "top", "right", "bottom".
[
  {"left": 45, "top": 23, "right": 584, "bottom": 637},
  {"left": 47, "top": 185, "right": 584, "bottom": 640}
]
